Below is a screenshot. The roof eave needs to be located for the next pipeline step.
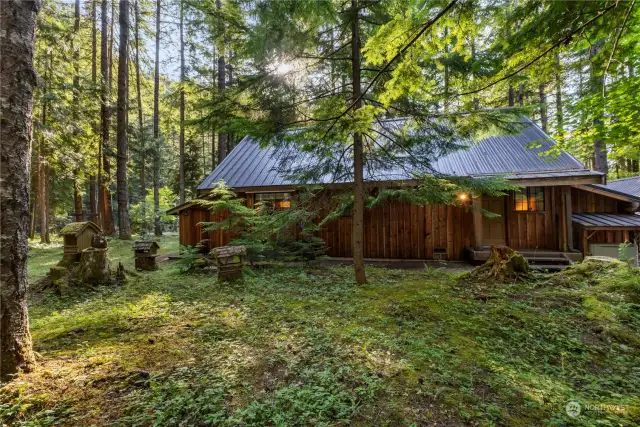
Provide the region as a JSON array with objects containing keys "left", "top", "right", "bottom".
[{"left": 575, "top": 184, "right": 640, "bottom": 203}]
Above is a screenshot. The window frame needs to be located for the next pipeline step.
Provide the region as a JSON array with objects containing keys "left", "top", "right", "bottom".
[
  {"left": 513, "top": 187, "right": 546, "bottom": 212},
  {"left": 254, "top": 192, "right": 293, "bottom": 210}
]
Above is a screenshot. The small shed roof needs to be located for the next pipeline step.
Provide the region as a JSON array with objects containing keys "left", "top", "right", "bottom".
[
  {"left": 60, "top": 221, "right": 102, "bottom": 236},
  {"left": 134, "top": 241, "right": 160, "bottom": 251},
  {"left": 589, "top": 176, "right": 640, "bottom": 201},
  {"left": 572, "top": 213, "right": 640, "bottom": 229},
  {"left": 212, "top": 245, "right": 246, "bottom": 258}
]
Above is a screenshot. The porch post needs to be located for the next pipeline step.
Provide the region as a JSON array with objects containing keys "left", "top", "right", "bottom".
[
  {"left": 564, "top": 187, "right": 573, "bottom": 251},
  {"left": 472, "top": 195, "right": 483, "bottom": 250}
]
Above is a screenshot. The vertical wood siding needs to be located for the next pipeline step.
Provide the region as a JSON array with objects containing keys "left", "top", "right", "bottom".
[
  {"left": 505, "top": 187, "right": 559, "bottom": 250},
  {"left": 177, "top": 185, "right": 629, "bottom": 259},
  {"left": 317, "top": 201, "right": 475, "bottom": 260},
  {"left": 571, "top": 187, "right": 628, "bottom": 252}
]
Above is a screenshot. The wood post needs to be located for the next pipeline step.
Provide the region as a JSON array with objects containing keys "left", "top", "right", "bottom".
[
  {"left": 472, "top": 195, "right": 483, "bottom": 250},
  {"left": 559, "top": 186, "right": 573, "bottom": 252},
  {"left": 582, "top": 229, "right": 589, "bottom": 257}
]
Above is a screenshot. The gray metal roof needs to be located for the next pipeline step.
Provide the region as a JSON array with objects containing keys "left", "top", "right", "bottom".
[
  {"left": 198, "top": 117, "right": 601, "bottom": 190},
  {"left": 591, "top": 176, "right": 640, "bottom": 200},
  {"left": 573, "top": 212, "right": 640, "bottom": 228}
]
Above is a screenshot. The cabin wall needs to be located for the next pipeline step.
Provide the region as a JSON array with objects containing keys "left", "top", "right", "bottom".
[
  {"left": 178, "top": 185, "right": 629, "bottom": 259},
  {"left": 177, "top": 208, "right": 232, "bottom": 248},
  {"left": 319, "top": 201, "right": 475, "bottom": 260},
  {"left": 504, "top": 187, "right": 560, "bottom": 250}
]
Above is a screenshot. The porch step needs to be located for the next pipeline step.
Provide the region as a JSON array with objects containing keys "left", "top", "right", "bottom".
[
  {"left": 530, "top": 263, "right": 569, "bottom": 271},
  {"left": 523, "top": 254, "right": 571, "bottom": 270},
  {"left": 525, "top": 256, "right": 571, "bottom": 264}
]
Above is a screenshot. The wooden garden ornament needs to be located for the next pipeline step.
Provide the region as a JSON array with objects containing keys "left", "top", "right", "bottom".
[
  {"left": 134, "top": 241, "right": 160, "bottom": 271},
  {"left": 212, "top": 245, "right": 247, "bottom": 281}
]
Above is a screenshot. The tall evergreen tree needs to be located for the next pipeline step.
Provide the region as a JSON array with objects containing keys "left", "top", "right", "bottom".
[
  {"left": 0, "top": 0, "right": 39, "bottom": 381},
  {"left": 116, "top": 0, "right": 132, "bottom": 238}
]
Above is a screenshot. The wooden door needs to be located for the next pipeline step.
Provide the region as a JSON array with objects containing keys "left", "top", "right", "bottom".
[{"left": 482, "top": 196, "right": 506, "bottom": 246}]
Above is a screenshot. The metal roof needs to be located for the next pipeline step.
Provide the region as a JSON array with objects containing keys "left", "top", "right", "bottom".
[
  {"left": 590, "top": 176, "right": 640, "bottom": 200},
  {"left": 198, "top": 117, "right": 602, "bottom": 190},
  {"left": 573, "top": 213, "right": 640, "bottom": 228}
]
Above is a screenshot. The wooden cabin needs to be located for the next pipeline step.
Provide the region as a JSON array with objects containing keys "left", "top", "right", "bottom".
[
  {"left": 60, "top": 221, "right": 102, "bottom": 261},
  {"left": 169, "top": 118, "right": 640, "bottom": 266}
]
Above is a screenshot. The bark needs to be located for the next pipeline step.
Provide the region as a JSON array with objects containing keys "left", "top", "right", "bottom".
[
  {"left": 539, "top": 83, "right": 547, "bottom": 132},
  {"left": 134, "top": 0, "right": 145, "bottom": 203},
  {"left": 179, "top": 0, "right": 185, "bottom": 204},
  {"left": 116, "top": 0, "right": 132, "bottom": 239},
  {"left": 0, "top": 0, "right": 39, "bottom": 381},
  {"left": 508, "top": 86, "right": 515, "bottom": 106},
  {"left": 216, "top": 0, "right": 227, "bottom": 164},
  {"left": 590, "top": 44, "right": 608, "bottom": 174},
  {"left": 555, "top": 53, "right": 563, "bottom": 138},
  {"left": 351, "top": 0, "right": 366, "bottom": 284},
  {"left": 153, "top": 0, "right": 162, "bottom": 236},
  {"left": 100, "top": 0, "right": 115, "bottom": 235}
]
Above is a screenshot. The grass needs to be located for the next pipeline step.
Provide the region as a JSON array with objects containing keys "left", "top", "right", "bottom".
[{"left": 1, "top": 236, "right": 639, "bottom": 426}]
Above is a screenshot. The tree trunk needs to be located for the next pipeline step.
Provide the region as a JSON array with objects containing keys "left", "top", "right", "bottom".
[
  {"left": 153, "top": 0, "right": 162, "bottom": 236},
  {"left": 44, "top": 165, "right": 51, "bottom": 242},
  {"left": 134, "top": 0, "right": 145, "bottom": 206},
  {"left": 555, "top": 52, "right": 563, "bottom": 138},
  {"left": 539, "top": 83, "right": 547, "bottom": 132},
  {"left": 351, "top": 0, "right": 366, "bottom": 284},
  {"left": 89, "top": 0, "right": 99, "bottom": 225},
  {"left": 39, "top": 62, "right": 50, "bottom": 244},
  {"left": 74, "top": 177, "right": 83, "bottom": 221},
  {"left": 590, "top": 45, "right": 608, "bottom": 174},
  {"left": 29, "top": 187, "right": 37, "bottom": 240},
  {"left": 72, "top": 1, "right": 83, "bottom": 221},
  {"left": 179, "top": 0, "right": 186, "bottom": 204},
  {"left": 517, "top": 83, "right": 524, "bottom": 106},
  {"left": 216, "top": 0, "right": 227, "bottom": 165},
  {"left": 0, "top": 0, "right": 39, "bottom": 381},
  {"left": 116, "top": 0, "right": 132, "bottom": 239},
  {"left": 100, "top": 0, "right": 115, "bottom": 235}
]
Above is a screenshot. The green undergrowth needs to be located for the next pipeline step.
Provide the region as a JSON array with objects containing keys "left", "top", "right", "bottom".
[{"left": 2, "top": 240, "right": 639, "bottom": 426}]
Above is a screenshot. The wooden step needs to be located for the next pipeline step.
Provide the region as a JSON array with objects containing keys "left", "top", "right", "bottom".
[
  {"left": 530, "top": 264, "right": 569, "bottom": 271},
  {"left": 525, "top": 256, "right": 571, "bottom": 264}
]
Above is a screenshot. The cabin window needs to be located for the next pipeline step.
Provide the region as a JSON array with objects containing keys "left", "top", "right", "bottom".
[
  {"left": 255, "top": 192, "right": 292, "bottom": 209},
  {"left": 514, "top": 187, "right": 545, "bottom": 212}
]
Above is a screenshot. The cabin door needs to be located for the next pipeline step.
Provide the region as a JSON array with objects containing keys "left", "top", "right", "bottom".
[{"left": 482, "top": 196, "right": 506, "bottom": 246}]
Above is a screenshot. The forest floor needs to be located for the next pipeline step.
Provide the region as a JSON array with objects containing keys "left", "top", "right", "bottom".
[{"left": 1, "top": 236, "right": 639, "bottom": 426}]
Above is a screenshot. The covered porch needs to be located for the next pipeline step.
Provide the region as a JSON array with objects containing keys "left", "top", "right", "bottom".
[{"left": 572, "top": 212, "right": 640, "bottom": 264}]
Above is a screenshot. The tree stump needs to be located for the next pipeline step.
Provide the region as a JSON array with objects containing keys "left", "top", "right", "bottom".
[
  {"left": 77, "top": 247, "right": 111, "bottom": 284},
  {"left": 464, "top": 245, "right": 530, "bottom": 283}
]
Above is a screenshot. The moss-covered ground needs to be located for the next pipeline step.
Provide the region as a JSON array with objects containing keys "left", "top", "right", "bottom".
[{"left": 1, "top": 236, "right": 639, "bottom": 426}]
